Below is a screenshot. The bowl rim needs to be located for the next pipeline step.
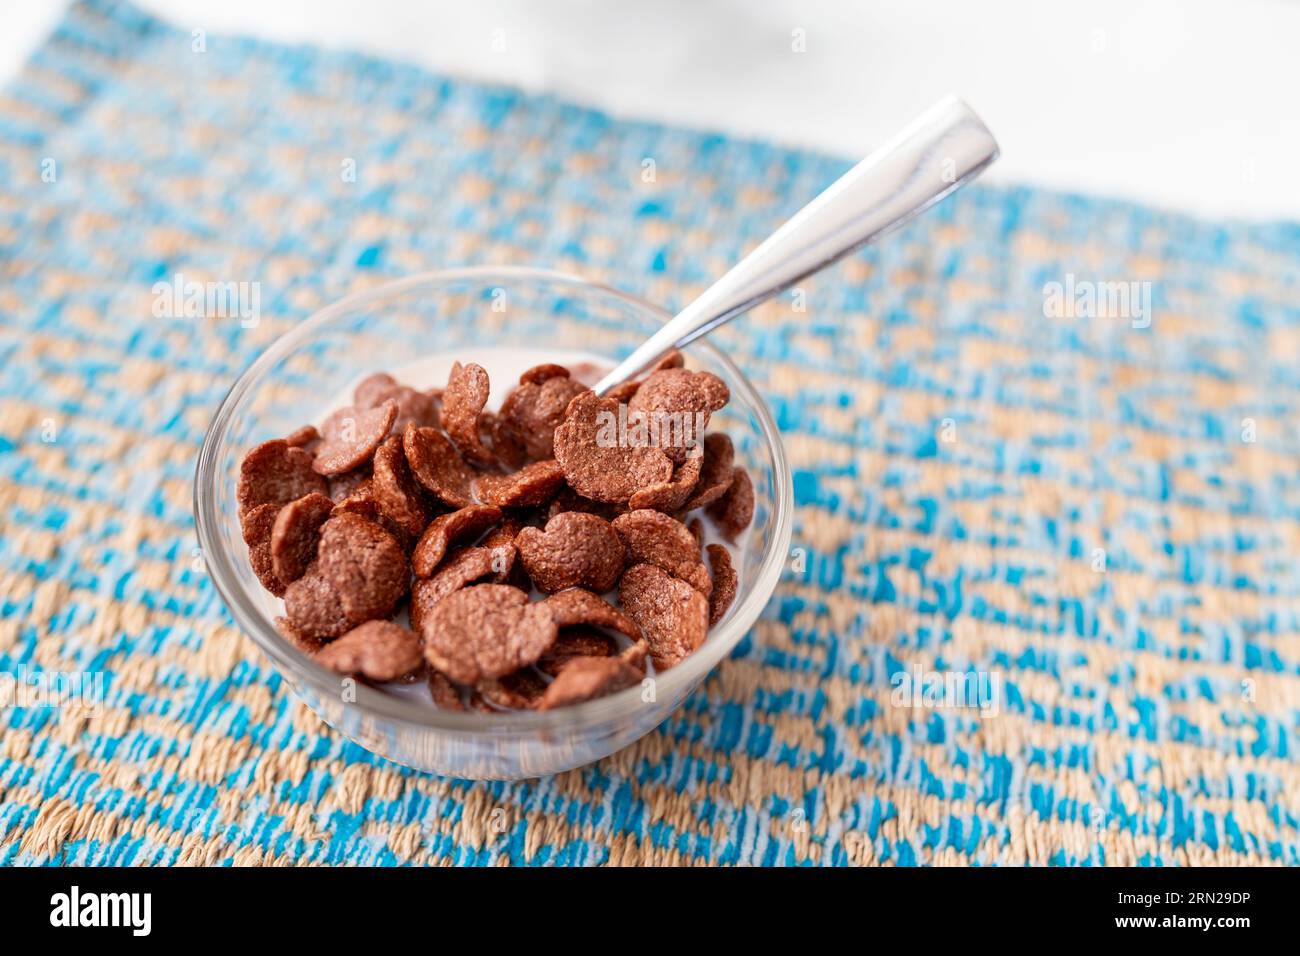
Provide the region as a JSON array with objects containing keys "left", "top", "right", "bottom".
[{"left": 193, "top": 265, "right": 793, "bottom": 736}]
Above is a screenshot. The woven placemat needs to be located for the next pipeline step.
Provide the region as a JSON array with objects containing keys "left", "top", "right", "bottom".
[{"left": 2, "top": 0, "right": 1299, "bottom": 866}]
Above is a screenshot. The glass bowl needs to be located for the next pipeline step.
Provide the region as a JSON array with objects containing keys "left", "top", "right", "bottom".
[{"left": 193, "top": 267, "right": 792, "bottom": 779}]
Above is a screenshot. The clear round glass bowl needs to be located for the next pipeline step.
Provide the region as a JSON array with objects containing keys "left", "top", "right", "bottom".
[{"left": 194, "top": 267, "right": 792, "bottom": 779}]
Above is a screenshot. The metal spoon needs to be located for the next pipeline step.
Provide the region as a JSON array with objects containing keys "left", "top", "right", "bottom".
[{"left": 593, "top": 96, "right": 999, "bottom": 395}]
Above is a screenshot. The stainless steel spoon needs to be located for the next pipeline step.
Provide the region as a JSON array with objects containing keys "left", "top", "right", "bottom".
[{"left": 593, "top": 96, "right": 999, "bottom": 395}]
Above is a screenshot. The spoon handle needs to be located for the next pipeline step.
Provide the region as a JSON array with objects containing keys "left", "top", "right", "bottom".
[{"left": 593, "top": 96, "right": 999, "bottom": 395}]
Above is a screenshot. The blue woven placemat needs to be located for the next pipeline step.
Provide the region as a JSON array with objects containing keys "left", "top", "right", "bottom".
[{"left": 3, "top": 0, "right": 1300, "bottom": 866}]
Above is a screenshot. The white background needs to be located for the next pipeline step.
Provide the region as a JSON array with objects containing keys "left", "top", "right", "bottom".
[{"left": 5, "top": 0, "right": 1299, "bottom": 220}]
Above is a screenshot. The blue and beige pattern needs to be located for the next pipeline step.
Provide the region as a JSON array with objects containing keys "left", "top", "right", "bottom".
[{"left": 2, "top": 0, "right": 1300, "bottom": 865}]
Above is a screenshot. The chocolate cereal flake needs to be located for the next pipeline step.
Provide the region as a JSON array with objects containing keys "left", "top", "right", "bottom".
[
  {"left": 403, "top": 423, "right": 475, "bottom": 507},
  {"left": 603, "top": 351, "right": 686, "bottom": 405},
  {"left": 371, "top": 434, "right": 434, "bottom": 539},
  {"left": 537, "top": 655, "right": 642, "bottom": 711},
  {"left": 312, "top": 400, "right": 398, "bottom": 476},
  {"left": 315, "top": 620, "right": 423, "bottom": 681},
  {"left": 707, "top": 467, "right": 755, "bottom": 542},
  {"left": 682, "top": 433, "right": 735, "bottom": 511},
  {"left": 275, "top": 615, "right": 324, "bottom": 654},
  {"left": 269, "top": 491, "right": 334, "bottom": 585},
  {"left": 353, "top": 372, "right": 399, "bottom": 409},
  {"left": 627, "top": 367, "right": 729, "bottom": 464},
  {"left": 618, "top": 563, "right": 709, "bottom": 669},
  {"left": 546, "top": 485, "right": 625, "bottom": 522},
  {"left": 284, "top": 424, "right": 320, "bottom": 448},
  {"left": 520, "top": 363, "right": 570, "bottom": 385},
  {"left": 240, "top": 501, "right": 280, "bottom": 548},
  {"left": 237, "top": 439, "right": 328, "bottom": 514},
  {"left": 316, "top": 513, "right": 410, "bottom": 624},
  {"left": 515, "top": 511, "right": 626, "bottom": 593},
  {"left": 412, "top": 504, "right": 504, "bottom": 577},
  {"left": 553, "top": 390, "right": 674, "bottom": 504},
  {"left": 604, "top": 380, "right": 640, "bottom": 403},
  {"left": 492, "top": 367, "right": 587, "bottom": 466},
  {"left": 543, "top": 587, "right": 642, "bottom": 642},
  {"left": 248, "top": 544, "right": 284, "bottom": 596},
  {"left": 283, "top": 564, "right": 351, "bottom": 640},
  {"left": 628, "top": 367, "right": 729, "bottom": 420},
  {"left": 705, "top": 543, "right": 737, "bottom": 626},
  {"left": 612, "top": 509, "right": 712, "bottom": 596},
  {"left": 627, "top": 454, "right": 703, "bottom": 512},
  {"left": 620, "top": 639, "right": 650, "bottom": 674},
  {"left": 361, "top": 378, "right": 441, "bottom": 434},
  {"left": 241, "top": 502, "right": 285, "bottom": 595},
  {"left": 648, "top": 350, "right": 686, "bottom": 373},
  {"left": 477, "top": 669, "right": 549, "bottom": 710},
  {"left": 389, "top": 385, "right": 442, "bottom": 433},
  {"left": 328, "top": 465, "right": 372, "bottom": 503},
  {"left": 442, "top": 361, "right": 496, "bottom": 468},
  {"left": 537, "top": 626, "right": 618, "bottom": 677},
  {"left": 330, "top": 479, "right": 380, "bottom": 520},
  {"left": 479, "top": 521, "right": 521, "bottom": 581},
  {"left": 428, "top": 670, "right": 468, "bottom": 710},
  {"left": 409, "top": 546, "right": 502, "bottom": 630},
  {"left": 474, "top": 459, "right": 566, "bottom": 508},
  {"left": 422, "top": 584, "right": 557, "bottom": 684}
]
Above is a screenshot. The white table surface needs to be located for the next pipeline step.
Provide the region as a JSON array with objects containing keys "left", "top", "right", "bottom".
[{"left": 5, "top": 0, "right": 1298, "bottom": 221}]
